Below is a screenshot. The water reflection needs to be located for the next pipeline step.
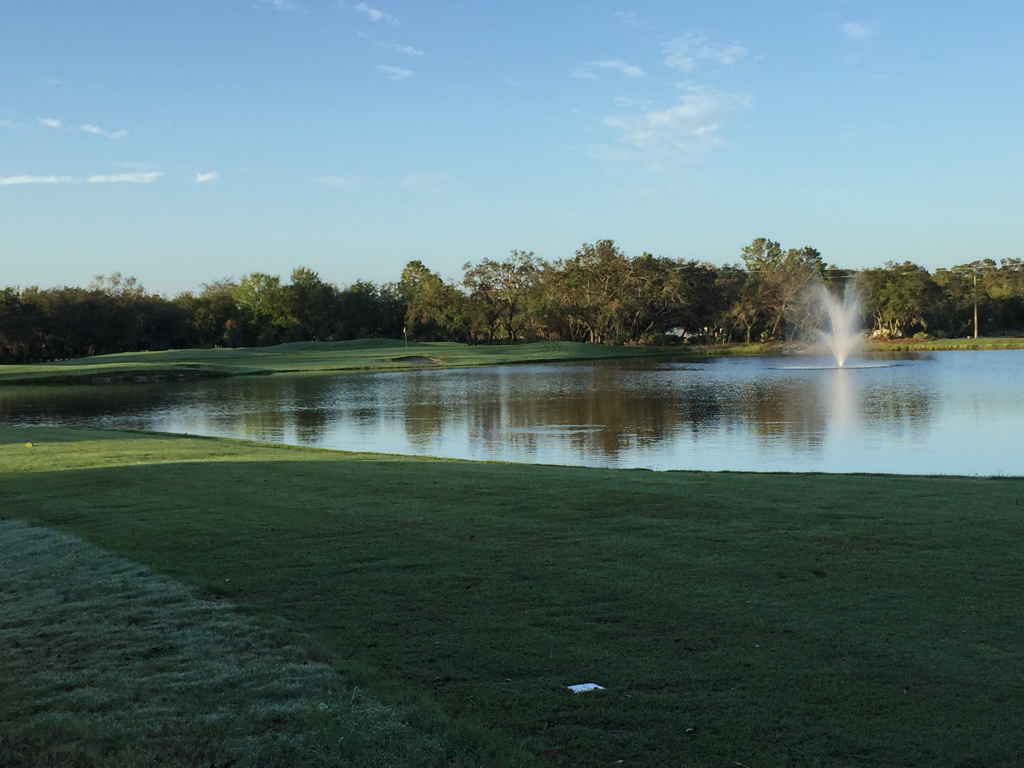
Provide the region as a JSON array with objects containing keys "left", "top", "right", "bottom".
[{"left": 2, "top": 352, "right": 1023, "bottom": 475}]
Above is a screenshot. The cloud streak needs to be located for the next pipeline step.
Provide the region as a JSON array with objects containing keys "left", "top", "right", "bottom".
[
  {"left": 600, "top": 85, "right": 752, "bottom": 166},
  {"left": 196, "top": 172, "right": 218, "bottom": 183},
  {"left": 377, "top": 65, "right": 413, "bottom": 80},
  {"left": 393, "top": 43, "right": 423, "bottom": 56},
  {"left": 574, "top": 60, "right": 647, "bottom": 80},
  {"left": 613, "top": 11, "right": 650, "bottom": 30},
  {"left": 257, "top": 0, "right": 300, "bottom": 10},
  {"left": 314, "top": 176, "right": 359, "bottom": 188},
  {"left": 88, "top": 172, "right": 162, "bottom": 183},
  {"left": 353, "top": 3, "right": 398, "bottom": 25},
  {"left": 1, "top": 171, "right": 162, "bottom": 185},
  {"left": 0, "top": 175, "right": 79, "bottom": 185},
  {"left": 842, "top": 22, "right": 873, "bottom": 41},
  {"left": 400, "top": 172, "right": 455, "bottom": 194},
  {"left": 664, "top": 33, "right": 747, "bottom": 72},
  {"left": 39, "top": 117, "right": 62, "bottom": 128},
  {"left": 376, "top": 40, "right": 424, "bottom": 56},
  {"left": 81, "top": 124, "right": 128, "bottom": 139}
]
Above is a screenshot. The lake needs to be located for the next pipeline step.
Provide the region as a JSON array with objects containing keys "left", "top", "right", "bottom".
[{"left": 2, "top": 350, "right": 1022, "bottom": 476}]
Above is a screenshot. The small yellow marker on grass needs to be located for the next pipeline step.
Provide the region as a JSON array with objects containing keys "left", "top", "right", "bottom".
[{"left": 25, "top": 442, "right": 33, "bottom": 448}]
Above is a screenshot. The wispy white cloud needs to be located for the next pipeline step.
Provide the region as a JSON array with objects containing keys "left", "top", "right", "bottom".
[
  {"left": 613, "top": 11, "right": 650, "bottom": 30},
  {"left": 1, "top": 170, "right": 163, "bottom": 185},
  {"left": 88, "top": 171, "right": 162, "bottom": 183},
  {"left": 399, "top": 172, "right": 455, "bottom": 194},
  {"left": 353, "top": 3, "right": 398, "bottom": 25},
  {"left": 377, "top": 65, "right": 413, "bottom": 80},
  {"left": 613, "top": 95, "right": 652, "bottom": 108},
  {"left": 0, "top": 119, "right": 15, "bottom": 128},
  {"left": 257, "top": 0, "right": 300, "bottom": 10},
  {"left": 574, "top": 60, "right": 647, "bottom": 80},
  {"left": 600, "top": 85, "right": 752, "bottom": 166},
  {"left": 377, "top": 41, "right": 423, "bottom": 56},
  {"left": 314, "top": 175, "right": 360, "bottom": 188},
  {"left": 39, "top": 117, "right": 62, "bottom": 128},
  {"left": 842, "top": 22, "right": 873, "bottom": 41},
  {"left": 664, "top": 33, "right": 747, "bottom": 72},
  {"left": 0, "top": 175, "right": 80, "bottom": 185},
  {"left": 196, "top": 172, "right": 218, "bottom": 183},
  {"left": 81, "top": 124, "right": 128, "bottom": 139}
]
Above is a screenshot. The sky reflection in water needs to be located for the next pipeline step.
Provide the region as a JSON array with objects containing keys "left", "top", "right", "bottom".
[{"left": 2, "top": 351, "right": 1022, "bottom": 476}]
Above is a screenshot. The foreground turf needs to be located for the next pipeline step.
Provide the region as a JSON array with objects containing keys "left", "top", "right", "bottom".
[
  {"left": 0, "top": 519, "right": 460, "bottom": 767},
  {"left": 2, "top": 427, "right": 1024, "bottom": 766}
]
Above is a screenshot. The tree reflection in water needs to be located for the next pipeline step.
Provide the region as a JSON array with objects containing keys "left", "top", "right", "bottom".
[{"left": 3, "top": 352, "right": 1022, "bottom": 475}]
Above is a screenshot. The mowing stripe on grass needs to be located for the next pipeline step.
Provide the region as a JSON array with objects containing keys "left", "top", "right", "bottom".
[{"left": 0, "top": 519, "right": 455, "bottom": 768}]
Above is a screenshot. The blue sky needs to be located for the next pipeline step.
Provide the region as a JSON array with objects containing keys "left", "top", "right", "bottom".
[{"left": 2, "top": 1, "right": 1022, "bottom": 294}]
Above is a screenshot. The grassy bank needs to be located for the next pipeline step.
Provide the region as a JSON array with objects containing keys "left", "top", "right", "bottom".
[
  {"left": 0, "top": 339, "right": 685, "bottom": 386},
  {"left": 4, "top": 336, "right": 1022, "bottom": 387},
  {"left": 867, "top": 336, "right": 1024, "bottom": 352},
  {"left": 2, "top": 428, "right": 1024, "bottom": 767}
]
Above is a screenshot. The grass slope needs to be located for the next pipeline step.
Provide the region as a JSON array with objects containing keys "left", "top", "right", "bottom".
[
  {"left": 4, "top": 337, "right": 1022, "bottom": 386},
  {"left": 0, "top": 520, "right": 460, "bottom": 768},
  {"left": 0, "top": 340, "right": 682, "bottom": 385},
  {"left": 3, "top": 427, "right": 1024, "bottom": 766},
  {"left": 868, "top": 337, "right": 1024, "bottom": 352}
]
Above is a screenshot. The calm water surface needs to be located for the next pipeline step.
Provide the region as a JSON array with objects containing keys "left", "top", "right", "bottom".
[{"left": 3, "top": 351, "right": 1023, "bottom": 475}]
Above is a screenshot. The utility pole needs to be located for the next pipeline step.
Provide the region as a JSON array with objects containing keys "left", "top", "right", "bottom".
[
  {"left": 952, "top": 261, "right": 992, "bottom": 339},
  {"left": 973, "top": 272, "right": 979, "bottom": 339}
]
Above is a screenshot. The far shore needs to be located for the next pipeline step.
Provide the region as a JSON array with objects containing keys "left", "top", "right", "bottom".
[{"left": 1, "top": 335, "right": 1022, "bottom": 386}]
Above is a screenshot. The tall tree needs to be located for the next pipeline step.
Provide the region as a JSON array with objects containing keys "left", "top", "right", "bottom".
[
  {"left": 739, "top": 238, "right": 825, "bottom": 341},
  {"left": 461, "top": 251, "right": 543, "bottom": 343},
  {"left": 285, "top": 267, "right": 340, "bottom": 341},
  {"left": 400, "top": 261, "right": 471, "bottom": 341},
  {"left": 232, "top": 272, "right": 293, "bottom": 344},
  {"left": 858, "top": 262, "right": 942, "bottom": 337}
]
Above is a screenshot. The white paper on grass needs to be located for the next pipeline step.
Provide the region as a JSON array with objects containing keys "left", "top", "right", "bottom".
[{"left": 567, "top": 683, "right": 605, "bottom": 693}]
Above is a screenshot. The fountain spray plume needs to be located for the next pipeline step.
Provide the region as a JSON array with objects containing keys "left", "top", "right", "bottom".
[{"left": 818, "top": 281, "right": 862, "bottom": 368}]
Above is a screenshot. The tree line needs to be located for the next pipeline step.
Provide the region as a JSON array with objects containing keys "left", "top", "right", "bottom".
[{"left": 2, "top": 238, "right": 1023, "bottom": 363}]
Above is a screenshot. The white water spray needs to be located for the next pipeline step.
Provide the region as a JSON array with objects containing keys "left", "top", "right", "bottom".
[{"left": 819, "top": 284, "right": 862, "bottom": 367}]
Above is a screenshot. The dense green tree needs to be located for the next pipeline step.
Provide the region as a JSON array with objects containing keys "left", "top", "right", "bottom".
[
  {"left": 401, "top": 261, "right": 471, "bottom": 342},
  {"left": 174, "top": 279, "right": 243, "bottom": 348},
  {"left": 461, "top": 251, "right": 543, "bottom": 343},
  {"left": 735, "top": 239, "right": 825, "bottom": 341},
  {"left": 545, "top": 240, "right": 632, "bottom": 344},
  {"left": 284, "top": 267, "right": 340, "bottom": 341},
  {"left": 858, "top": 262, "right": 943, "bottom": 337},
  {"left": 5, "top": 245, "right": 1024, "bottom": 364}
]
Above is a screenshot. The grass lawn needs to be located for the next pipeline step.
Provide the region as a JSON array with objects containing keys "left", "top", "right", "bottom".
[
  {"left": 867, "top": 337, "right": 1024, "bottom": 352},
  {"left": 0, "top": 339, "right": 685, "bottom": 385},
  {"left": 3, "top": 336, "right": 1022, "bottom": 387},
  {"left": 2, "top": 426, "right": 1024, "bottom": 766},
  {"left": 0, "top": 519, "right": 456, "bottom": 768}
]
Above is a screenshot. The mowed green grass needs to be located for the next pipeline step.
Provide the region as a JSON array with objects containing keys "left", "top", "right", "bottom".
[
  {"left": 0, "top": 339, "right": 682, "bottom": 385},
  {"left": 5, "top": 337, "right": 1021, "bottom": 386},
  {"left": 0, "top": 519, "right": 461, "bottom": 768},
  {"left": 3, "top": 427, "right": 1024, "bottom": 766},
  {"left": 869, "top": 336, "right": 1024, "bottom": 352}
]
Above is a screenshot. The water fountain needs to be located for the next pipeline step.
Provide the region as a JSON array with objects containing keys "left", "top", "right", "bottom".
[{"left": 818, "top": 283, "right": 862, "bottom": 367}]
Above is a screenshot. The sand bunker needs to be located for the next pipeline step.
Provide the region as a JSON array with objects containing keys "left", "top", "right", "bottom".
[{"left": 391, "top": 356, "right": 442, "bottom": 364}]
